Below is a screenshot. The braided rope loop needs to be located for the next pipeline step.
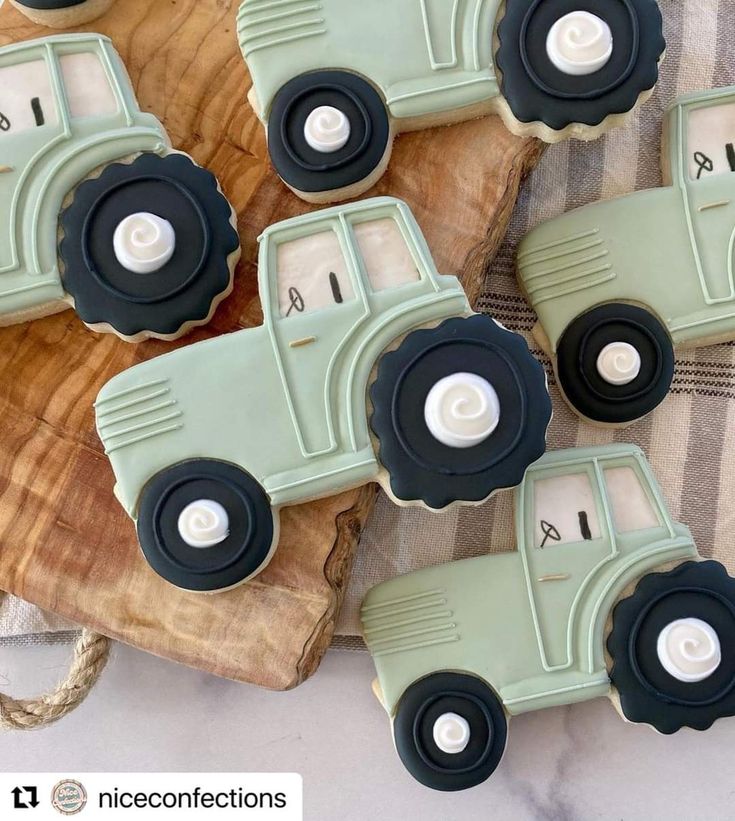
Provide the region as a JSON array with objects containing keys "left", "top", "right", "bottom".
[{"left": 0, "top": 629, "right": 110, "bottom": 731}]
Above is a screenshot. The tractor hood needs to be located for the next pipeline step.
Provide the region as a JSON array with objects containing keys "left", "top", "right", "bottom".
[
  {"left": 361, "top": 551, "right": 537, "bottom": 717},
  {"left": 95, "top": 325, "right": 297, "bottom": 517},
  {"left": 517, "top": 186, "right": 685, "bottom": 351}
]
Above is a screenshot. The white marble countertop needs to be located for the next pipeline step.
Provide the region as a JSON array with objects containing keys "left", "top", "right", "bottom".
[{"left": 0, "top": 641, "right": 733, "bottom": 820}]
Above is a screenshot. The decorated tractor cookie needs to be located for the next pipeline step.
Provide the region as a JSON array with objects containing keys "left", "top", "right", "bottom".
[
  {"left": 95, "top": 197, "right": 551, "bottom": 593},
  {"left": 9, "top": 0, "right": 115, "bottom": 27},
  {"left": 238, "top": 0, "right": 665, "bottom": 203},
  {"left": 362, "top": 444, "right": 735, "bottom": 792},
  {"left": 0, "top": 34, "right": 240, "bottom": 342},
  {"left": 517, "top": 85, "right": 735, "bottom": 426}
]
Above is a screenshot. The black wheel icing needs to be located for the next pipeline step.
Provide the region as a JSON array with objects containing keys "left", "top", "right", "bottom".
[
  {"left": 496, "top": 0, "right": 665, "bottom": 130},
  {"left": 394, "top": 672, "right": 508, "bottom": 791},
  {"left": 60, "top": 153, "right": 238, "bottom": 338},
  {"left": 608, "top": 561, "right": 735, "bottom": 734},
  {"left": 370, "top": 315, "right": 550, "bottom": 508},
  {"left": 267, "top": 71, "right": 390, "bottom": 194},
  {"left": 137, "top": 460, "right": 275, "bottom": 592},
  {"left": 556, "top": 303, "right": 674, "bottom": 425}
]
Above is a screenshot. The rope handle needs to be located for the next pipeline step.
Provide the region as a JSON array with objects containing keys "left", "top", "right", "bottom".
[{"left": 0, "top": 629, "right": 111, "bottom": 730}]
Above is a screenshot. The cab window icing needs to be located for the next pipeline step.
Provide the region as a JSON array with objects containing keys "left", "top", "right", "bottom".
[
  {"left": 604, "top": 466, "right": 660, "bottom": 533},
  {"left": 276, "top": 230, "right": 355, "bottom": 318},
  {"left": 688, "top": 102, "right": 735, "bottom": 180},
  {"left": 0, "top": 59, "right": 58, "bottom": 136},
  {"left": 534, "top": 472, "right": 600, "bottom": 548},
  {"left": 60, "top": 52, "right": 117, "bottom": 119},
  {"left": 353, "top": 218, "right": 420, "bottom": 291}
]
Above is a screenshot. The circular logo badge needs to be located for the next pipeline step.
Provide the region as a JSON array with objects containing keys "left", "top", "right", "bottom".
[{"left": 51, "top": 780, "right": 87, "bottom": 815}]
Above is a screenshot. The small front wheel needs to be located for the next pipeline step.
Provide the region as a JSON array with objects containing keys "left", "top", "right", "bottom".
[
  {"left": 393, "top": 673, "right": 508, "bottom": 792},
  {"left": 496, "top": 0, "right": 665, "bottom": 134},
  {"left": 370, "top": 315, "right": 551, "bottom": 509},
  {"left": 267, "top": 71, "right": 391, "bottom": 200},
  {"left": 608, "top": 561, "right": 735, "bottom": 734},
  {"left": 556, "top": 303, "right": 674, "bottom": 425},
  {"left": 59, "top": 152, "right": 240, "bottom": 341},
  {"left": 136, "top": 460, "right": 277, "bottom": 593}
]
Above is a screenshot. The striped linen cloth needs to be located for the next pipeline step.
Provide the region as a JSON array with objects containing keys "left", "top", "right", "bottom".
[
  {"left": 2, "top": 0, "right": 733, "bottom": 651},
  {"left": 336, "top": 0, "right": 735, "bottom": 644}
]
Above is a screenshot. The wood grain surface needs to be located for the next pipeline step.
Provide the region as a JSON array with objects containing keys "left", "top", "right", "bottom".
[{"left": 0, "top": 0, "right": 543, "bottom": 689}]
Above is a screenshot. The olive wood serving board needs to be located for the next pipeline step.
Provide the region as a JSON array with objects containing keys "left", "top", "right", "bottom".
[{"left": 0, "top": 0, "right": 543, "bottom": 689}]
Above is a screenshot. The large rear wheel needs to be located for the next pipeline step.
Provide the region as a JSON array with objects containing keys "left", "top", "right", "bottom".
[
  {"left": 608, "top": 561, "right": 735, "bottom": 734},
  {"left": 496, "top": 0, "right": 665, "bottom": 133},
  {"left": 59, "top": 152, "right": 239, "bottom": 340},
  {"left": 370, "top": 315, "right": 551, "bottom": 509}
]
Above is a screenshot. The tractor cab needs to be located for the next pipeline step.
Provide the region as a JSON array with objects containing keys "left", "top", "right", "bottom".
[
  {"left": 516, "top": 445, "right": 681, "bottom": 673},
  {"left": 0, "top": 34, "right": 165, "bottom": 316},
  {"left": 255, "top": 197, "right": 462, "bottom": 457},
  {"left": 665, "top": 87, "right": 735, "bottom": 304},
  {"left": 257, "top": 197, "right": 442, "bottom": 322}
]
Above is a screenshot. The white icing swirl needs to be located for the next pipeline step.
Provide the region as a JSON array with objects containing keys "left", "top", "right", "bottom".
[
  {"left": 424, "top": 373, "right": 500, "bottom": 449},
  {"left": 303, "top": 105, "right": 351, "bottom": 153},
  {"left": 113, "top": 212, "right": 176, "bottom": 275},
  {"left": 432, "top": 712, "right": 471, "bottom": 755},
  {"left": 656, "top": 618, "right": 722, "bottom": 683},
  {"left": 177, "top": 499, "right": 230, "bottom": 549},
  {"left": 546, "top": 11, "right": 614, "bottom": 76},
  {"left": 596, "top": 342, "right": 641, "bottom": 386}
]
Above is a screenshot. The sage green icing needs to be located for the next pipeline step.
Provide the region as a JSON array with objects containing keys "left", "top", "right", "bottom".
[
  {"left": 0, "top": 34, "right": 169, "bottom": 320},
  {"left": 361, "top": 444, "right": 699, "bottom": 719},
  {"left": 238, "top": 0, "right": 500, "bottom": 121},
  {"left": 518, "top": 86, "right": 735, "bottom": 350},
  {"left": 95, "top": 197, "right": 469, "bottom": 517}
]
